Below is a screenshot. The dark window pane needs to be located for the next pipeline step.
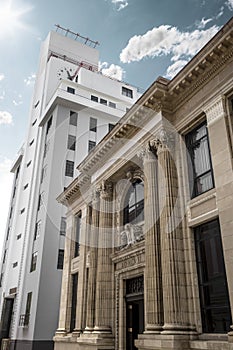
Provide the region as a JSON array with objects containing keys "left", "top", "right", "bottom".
[
  {"left": 65, "top": 160, "right": 74, "bottom": 177},
  {"left": 89, "top": 117, "right": 97, "bottom": 132},
  {"left": 69, "top": 111, "right": 78, "bottom": 126},
  {"left": 88, "top": 141, "right": 96, "bottom": 152},
  {"left": 124, "top": 180, "right": 144, "bottom": 225},
  {"left": 194, "top": 219, "right": 232, "bottom": 333},
  {"left": 186, "top": 122, "right": 214, "bottom": 197}
]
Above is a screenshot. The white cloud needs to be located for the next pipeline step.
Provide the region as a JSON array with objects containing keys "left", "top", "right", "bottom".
[
  {"left": 216, "top": 6, "right": 224, "bottom": 18},
  {"left": 196, "top": 17, "right": 212, "bottom": 29},
  {"left": 226, "top": 0, "right": 233, "bottom": 10},
  {"left": 24, "top": 73, "right": 36, "bottom": 86},
  {"left": 0, "top": 74, "right": 5, "bottom": 81},
  {"left": 13, "top": 94, "right": 23, "bottom": 106},
  {"left": 111, "top": 0, "right": 128, "bottom": 11},
  {"left": 0, "top": 91, "right": 5, "bottom": 100},
  {"left": 120, "top": 24, "right": 219, "bottom": 65},
  {"left": 101, "top": 62, "right": 125, "bottom": 80},
  {"left": 0, "top": 111, "right": 13, "bottom": 125},
  {"left": 0, "top": 157, "right": 14, "bottom": 257},
  {"left": 166, "top": 60, "right": 188, "bottom": 79}
]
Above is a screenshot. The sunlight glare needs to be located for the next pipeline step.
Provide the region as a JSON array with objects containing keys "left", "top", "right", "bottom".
[{"left": 0, "top": 0, "right": 32, "bottom": 37}]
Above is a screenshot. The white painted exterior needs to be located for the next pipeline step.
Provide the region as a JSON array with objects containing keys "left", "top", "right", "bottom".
[{"left": 0, "top": 30, "right": 141, "bottom": 346}]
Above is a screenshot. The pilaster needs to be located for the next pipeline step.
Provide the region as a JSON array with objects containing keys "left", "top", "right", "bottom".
[
  {"left": 156, "top": 132, "right": 191, "bottom": 334},
  {"left": 139, "top": 142, "right": 163, "bottom": 333},
  {"left": 94, "top": 181, "right": 114, "bottom": 333},
  {"left": 204, "top": 95, "right": 233, "bottom": 340},
  {"left": 85, "top": 190, "right": 100, "bottom": 332}
]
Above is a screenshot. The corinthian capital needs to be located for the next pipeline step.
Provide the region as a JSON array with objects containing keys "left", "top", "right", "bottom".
[{"left": 97, "top": 180, "right": 113, "bottom": 199}]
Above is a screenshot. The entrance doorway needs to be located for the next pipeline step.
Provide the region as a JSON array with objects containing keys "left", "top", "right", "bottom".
[
  {"left": 125, "top": 276, "right": 144, "bottom": 350},
  {"left": 0, "top": 298, "right": 14, "bottom": 340}
]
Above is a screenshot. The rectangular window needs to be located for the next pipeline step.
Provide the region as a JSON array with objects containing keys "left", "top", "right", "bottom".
[
  {"left": 65, "top": 160, "right": 74, "bottom": 177},
  {"left": 17, "top": 233, "right": 22, "bottom": 240},
  {"left": 122, "top": 86, "right": 133, "bottom": 98},
  {"left": 74, "top": 214, "right": 81, "bottom": 257},
  {"left": 69, "top": 111, "right": 78, "bottom": 126},
  {"left": 20, "top": 208, "right": 25, "bottom": 215},
  {"left": 30, "top": 252, "right": 38, "bottom": 272},
  {"left": 34, "top": 221, "right": 41, "bottom": 240},
  {"left": 100, "top": 98, "right": 107, "bottom": 105},
  {"left": 0, "top": 273, "right": 3, "bottom": 288},
  {"left": 88, "top": 140, "right": 96, "bottom": 152},
  {"left": 109, "top": 123, "right": 115, "bottom": 132},
  {"left": 13, "top": 262, "right": 18, "bottom": 268},
  {"left": 67, "top": 87, "right": 75, "bottom": 94},
  {"left": 26, "top": 160, "right": 31, "bottom": 168},
  {"left": 41, "top": 166, "right": 47, "bottom": 183},
  {"left": 67, "top": 135, "right": 76, "bottom": 151},
  {"left": 32, "top": 119, "right": 37, "bottom": 126},
  {"left": 194, "top": 219, "right": 232, "bottom": 333},
  {"left": 37, "top": 194, "right": 42, "bottom": 211},
  {"left": 3, "top": 250, "right": 6, "bottom": 264},
  {"left": 46, "top": 116, "right": 53, "bottom": 135},
  {"left": 29, "top": 139, "right": 34, "bottom": 146},
  {"left": 44, "top": 142, "right": 49, "bottom": 158},
  {"left": 57, "top": 249, "right": 64, "bottom": 270},
  {"left": 70, "top": 274, "right": 78, "bottom": 331},
  {"left": 89, "top": 117, "right": 97, "bottom": 132},
  {"left": 24, "top": 292, "right": 32, "bottom": 326},
  {"left": 23, "top": 183, "right": 28, "bottom": 190},
  {"left": 91, "top": 95, "right": 98, "bottom": 102},
  {"left": 6, "top": 227, "right": 10, "bottom": 241},
  {"left": 60, "top": 217, "right": 66, "bottom": 236},
  {"left": 109, "top": 101, "right": 116, "bottom": 109},
  {"left": 185, "top": 122, "right": 214, "bottom": 198}
]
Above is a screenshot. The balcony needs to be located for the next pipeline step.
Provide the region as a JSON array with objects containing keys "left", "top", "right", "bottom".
[{"left": 19, "top": 313, "right": 30, "bottom": 327}]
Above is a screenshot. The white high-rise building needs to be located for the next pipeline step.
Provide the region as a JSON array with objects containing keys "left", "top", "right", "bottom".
[{"left": 0, "top": 27, "right": 141, "bottom": 350}]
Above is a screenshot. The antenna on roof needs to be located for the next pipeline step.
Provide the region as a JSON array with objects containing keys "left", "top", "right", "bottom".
[{"left": 54, "top": 24, "right": 100, "bottom": 48}]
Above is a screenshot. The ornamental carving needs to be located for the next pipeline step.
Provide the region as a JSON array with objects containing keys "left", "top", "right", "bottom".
[
  {"left": 119, "top": 223, "right": 144, "bottom": 249},
  {"left": 125, "top": 169, "right": 144, "bottom": 182},
  {"left": 126, "top": 275, "right": 144, "bottom": 295},
  {"left": 204, "top": 95, "right": 227, "bottom": 126},
  {"left": 97, "top": 180, "right": 113, "bottom": 199}
]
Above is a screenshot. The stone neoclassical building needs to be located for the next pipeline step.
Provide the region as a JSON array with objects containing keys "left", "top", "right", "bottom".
[{"left": 54, "top": 18, "right": 233, "bottom": 350}]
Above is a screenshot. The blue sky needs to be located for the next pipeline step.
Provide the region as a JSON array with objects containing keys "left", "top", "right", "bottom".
[{"left": 0, "top": 0, "right": 232, "bottom": 251}]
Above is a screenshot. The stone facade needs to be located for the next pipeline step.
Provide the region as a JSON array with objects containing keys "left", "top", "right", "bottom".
[{"left": 54, "top": 18, "right": 233, "bottom": 350}]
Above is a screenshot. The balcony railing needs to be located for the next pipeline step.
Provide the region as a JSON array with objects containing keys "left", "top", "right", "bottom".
[{"left": 19, "top": 313, "right": 30, "bottom": 327}]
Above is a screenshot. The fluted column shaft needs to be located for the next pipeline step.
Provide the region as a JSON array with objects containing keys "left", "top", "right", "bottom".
[
  {"left": 94, "top": 182, "right": 113, "bottom": 333},
  {"left": 85, "top": 192, "right": 100, "bottom": 331},
  {"left": 143, "top": 144, "right": 163, "bottom": 332},
  {"left": 157, "top": 141, "right": 189, "bottom": 333}
]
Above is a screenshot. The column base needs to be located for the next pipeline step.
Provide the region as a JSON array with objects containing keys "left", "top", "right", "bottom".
[
  {"left": 76, "top": 332, "right": 115, "bottom": 349},
  {"left": 144, "top": 324, "right": 163, "bottom": 334},
  {"left": 136, "top": 333, "right": 198, "bottom": 350},
  {"left": 228, "top": 325, "right": 233, "bottom": 342},
  {"left": 54, "top": 328, "right": 67, "bottom": 337},
  {"left": 161, "top": 323, "right": 197, "bottom": 335},
  {"left": 93, "top": 325, "right": 112, "bottom": 333},
  {"left": 84, "top": 326, "right": 95, "bottom": 333}
]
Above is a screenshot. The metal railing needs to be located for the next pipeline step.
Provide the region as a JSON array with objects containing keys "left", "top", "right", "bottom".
[{"left": 19, "top": 313, "right": 30, "bottom": 327}]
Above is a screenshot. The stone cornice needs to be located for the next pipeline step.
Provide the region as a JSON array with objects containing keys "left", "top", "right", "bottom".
[{"left": 56, "top": 173, "right": 90, "bottom": 206}]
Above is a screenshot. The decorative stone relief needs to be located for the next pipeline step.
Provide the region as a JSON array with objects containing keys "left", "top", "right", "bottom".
[
  {"left": 119, "top": 223, "right": 144, "bottom": 249},
  {"left": 204, "top": 95, "right": 227, "bottom": 126},
  {"left": 97, "top": 180, "right": 113, "bottom": 199}
]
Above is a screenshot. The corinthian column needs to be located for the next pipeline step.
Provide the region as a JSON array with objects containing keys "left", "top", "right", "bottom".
[
  {"left": 94, "top": 181, "right": 113, "bottom": 333},
  {"left": 156, "top": 133, "right": 190, "bottom": 334},
  {"left": 139, "top": 142, "right": 163, "bottom": 333},
  {"left": 85, "top": 190, "right": 100, "bottom": 332}
]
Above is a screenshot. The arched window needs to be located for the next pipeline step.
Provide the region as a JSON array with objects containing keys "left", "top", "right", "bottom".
[{"left": 123, "top": 180, "right": 144, "bottom": 225}]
